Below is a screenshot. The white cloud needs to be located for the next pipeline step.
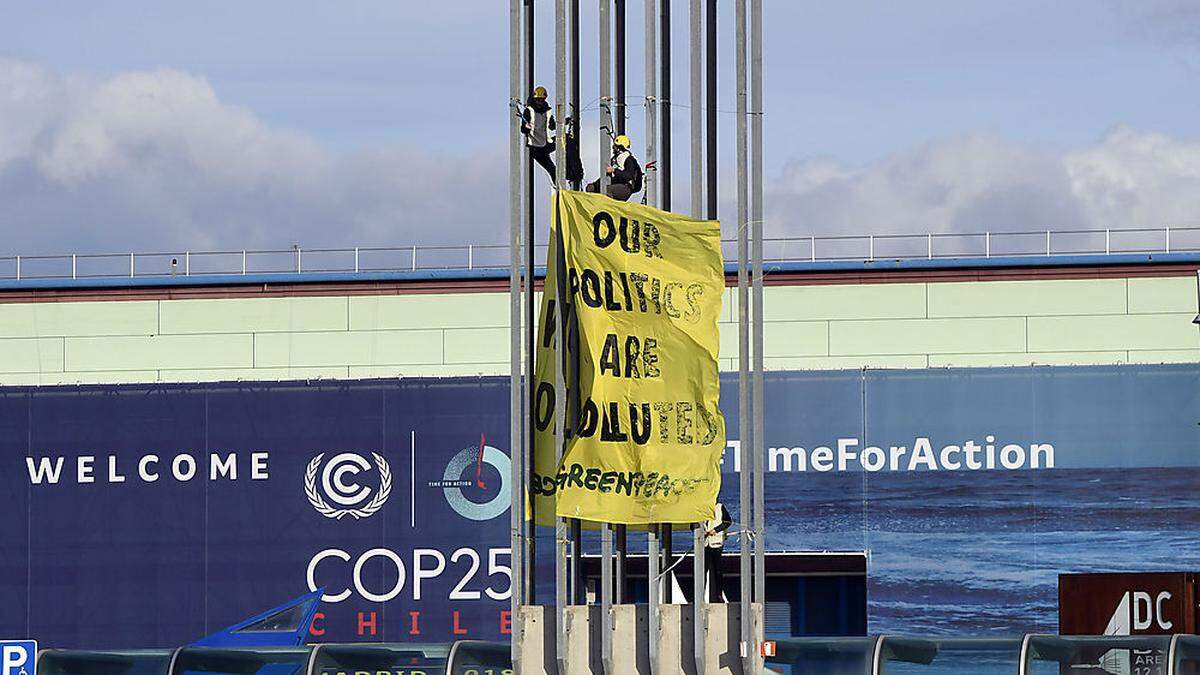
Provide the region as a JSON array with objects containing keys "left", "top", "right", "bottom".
[
  {"left": 763, "top": 128, "right": 1200, "bottom": 249},
  {"left": 0, "top": 58, "right": 506, "bottom": 255},
  {"left": 1066, "top": 127, "right": 1200, "bottom": 230},
  {"left": 3, "top": 57, "right": 1200, "bottom": 262}
]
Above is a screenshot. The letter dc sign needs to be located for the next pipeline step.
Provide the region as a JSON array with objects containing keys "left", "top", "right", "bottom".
[
  {"left": 0, "top": 641, "right": 36, "bottom": 675},
  {"left": 1059, "top": 572, "right": 1198, "bottom": 636}
]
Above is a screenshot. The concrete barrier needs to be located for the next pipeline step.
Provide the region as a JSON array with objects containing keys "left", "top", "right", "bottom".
[{"left": 518, "top": 602, "right": 763, "bottom": 673}]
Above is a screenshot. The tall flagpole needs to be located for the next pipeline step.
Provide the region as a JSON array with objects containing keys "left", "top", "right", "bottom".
[
  {"left": 750, "top": 2, "right": 767, "bottom": 672},
  {"left": 735, "top": 0, "right": 754, "bottom": 670},
  {"left": 507, "top": 0, "right": 524, "bottom": 668}
]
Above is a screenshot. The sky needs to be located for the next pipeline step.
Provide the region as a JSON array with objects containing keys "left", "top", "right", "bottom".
[{"left": 1, "top": 1, "right": 1199, "bottom": 257}]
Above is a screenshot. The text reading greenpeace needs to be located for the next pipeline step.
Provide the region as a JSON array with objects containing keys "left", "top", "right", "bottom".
[{"left": 720, "top": 436, "right": 1055, "bottom": 473}]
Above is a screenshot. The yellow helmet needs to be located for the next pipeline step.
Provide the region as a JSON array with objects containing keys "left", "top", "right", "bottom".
[
  {"left": 532, "top": 86, "right": 548, "bottom": 99},
  {"left": 614, "top": 134, "right": 631, "bottom": 149}
]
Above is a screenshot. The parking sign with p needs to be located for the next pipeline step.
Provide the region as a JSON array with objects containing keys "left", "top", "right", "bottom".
[{"left": 0, "top": 641, "right": 36, "bottom": 675}]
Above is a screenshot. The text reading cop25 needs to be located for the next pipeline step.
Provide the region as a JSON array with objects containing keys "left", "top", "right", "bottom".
[{"left": 307, "top": 547, "right": 511, "bottom": 603}]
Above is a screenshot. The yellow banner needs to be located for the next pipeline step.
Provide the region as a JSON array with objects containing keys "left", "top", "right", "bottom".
[{"left": 531, "top": 190, "right": 725, "bottom": 526}]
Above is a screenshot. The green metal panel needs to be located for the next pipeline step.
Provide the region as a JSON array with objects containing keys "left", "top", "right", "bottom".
[
  {"left": 761, "top": 321, "right": 829, "bottom": 357},
  {"left": 0, "top": 372, "right": 41, "bottom": 385},
  {"left": 350, "top": 294, "right": 508, "bottom": 330},
  {"left": 65, "top": 334, "right": 254, "bottom": 370},
  {"left": 0, "top": 337, "right": 64, "bottom": 373},
  {"left": 720, "top": 320, "right": 829, "bottom": 359},
  {"left": 443, "top": 327, "right": 510, "bottom": 363},
  {"left": 348, "top": 363, "right": 507, "bottom": 378},
  {"left": 254, "top": 330, "right": 443, "bottom": 368},
  {"left": 1128, "top": 349, "right": 1200, "bottom": 364},
  {"left": 34, "top": 370, "right": 160, "bottom": 386},
  {"left": 1127, "top": 277, "right": 1196, "bottom": 314},
  {"left": 1027, "top": 314, "right": 1198, "bottom": 352},
  {"left": 927, "top": 279, "right": 1126, "bottom": 317},
  {"left": 764, "top": 354, "right": 929, "bottom": 370},
  {"left": 0, "top": 272, "right": 1195, "bottom": 384},
  {"left": 0, "top": 301, "right": 157, "bottom": 338},
  {"left": 720, "top": 287, "right": 736, "bottom": 323},
  {"left": 829, "top": 317, "right": 1026, "bottom": 356},
  {"left": 159, "top": 297, "right": 348, "bottom": 334},
  {"left": 764, "top": 283, "right": 926, "bottom": 321},
  {"left": 928, "top": 351, "right": 1130, "bottom": 368},
  {"left": 157, "top": 367, "right": 352, "bottom": 382}
]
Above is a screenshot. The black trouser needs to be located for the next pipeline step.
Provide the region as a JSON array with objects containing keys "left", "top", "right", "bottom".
[
  {"left": 530, "top": 143, "right": 555, "bottom": 180},
  {"left": 704, "top": 546, "right": 724, "bottom": 602},
  {"left": 585, "top": 180, "right": 633, "bottom": 201}
]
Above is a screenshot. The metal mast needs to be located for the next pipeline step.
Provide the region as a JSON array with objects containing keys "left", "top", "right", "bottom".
[
  {"left": 750, "top": 2, "right": 767, "bottom": 672},
  {"left": 735, "top": 0, "right": 754, "bottom": 670},
  {"left": 507, "top": 0, "right": 524, "bottom": 666}
]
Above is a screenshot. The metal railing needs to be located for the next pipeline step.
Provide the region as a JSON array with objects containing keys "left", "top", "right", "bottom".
[
  {"left": 36, "top": 634, "right": 1197, "bottom": 674},
  {"left": 2, "top": 226, "right": 1196, "bottom": 282}
]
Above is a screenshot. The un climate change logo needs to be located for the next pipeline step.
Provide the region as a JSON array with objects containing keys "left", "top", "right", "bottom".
[{"left": 305, "top": 452, "right": 391, "bottom": 520}]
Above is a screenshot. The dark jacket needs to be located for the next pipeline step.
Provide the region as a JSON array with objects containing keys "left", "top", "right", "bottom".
[{"left": 610, "top": 149, "right": 642, "bottom": 187}]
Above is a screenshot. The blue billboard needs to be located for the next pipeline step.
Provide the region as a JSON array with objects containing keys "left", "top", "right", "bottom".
[
  {"left": 0, "top": 364, "right": 1196, "bottom": 647},
  {"left": 731, "top": 366, "right": 1200, "bottom": 635}
]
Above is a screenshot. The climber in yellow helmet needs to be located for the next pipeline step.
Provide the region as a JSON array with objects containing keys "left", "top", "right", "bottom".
[
  {"left": 521, "top": 86, "right": 557, "bottom": 181},
  {"left": 586, "top": 134, "right": 642, "bottom": 202}
]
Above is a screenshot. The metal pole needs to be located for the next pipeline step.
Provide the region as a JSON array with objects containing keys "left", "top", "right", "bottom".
[
  {"left": 690, "top": 5, "right": 707, "bottom": 672},
  {"left": 611, "top": 0, "right": 630, "bottom": 578},
  {"left": 690, "top": 0, "right": 703, "bottom": 217},
  {"left": 615, "top": 523, "right": 627, "bottom": 602},
  {"left": 645, "top": 0, "right": 657, "bottom": 208},
  {"left": 523, "top": 0, "right": 538, "bottom": 606},
  {"left": 735, "top": 1, "right": 752, "bottom": 669},
  {"left": 706, "top": 0, "right": 718, "bottom": 220},
  {"left": 556, "top": 0, "right": 567, "bottom": 191},
  {"left": 571, "top": 0, "right": 582, "bottom": 190},
  {"left": 645, "top": 5, "right": 663, "bottom": 665},
  {"left": 553, "top": 206, "right": 569, "bottom": 675},
  {"left": 507, "top": 3, "right": 525, "bottom": 669},
  {"left": 615, "top": 0, "right": 626, "bottom": 136},
  {"left": 570, "top": 518, "right": 583, "bottom": 603},
  {"left": 602, "top": 524, "right": 614, "bottom": 673},
  {"left": 648, "top": 524, "right": 661, "bottom": 669},
  {"left": 600, "top": 0, "right": 614, "bottom": 195},
  {"left": 660, "top": 0, "right": 672, "bottom": 211},
  {"left": 750, "top": 1, "right": 766, "bottom": 670},
  {"left": 555, "top": 1, "right": 571, "bottom": 671},
  {"left": 662, "top": 524, "right": 673, "bottom": 602},
  {"left": 693, "top": 523, "right": 706, "bottom": 675}
]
